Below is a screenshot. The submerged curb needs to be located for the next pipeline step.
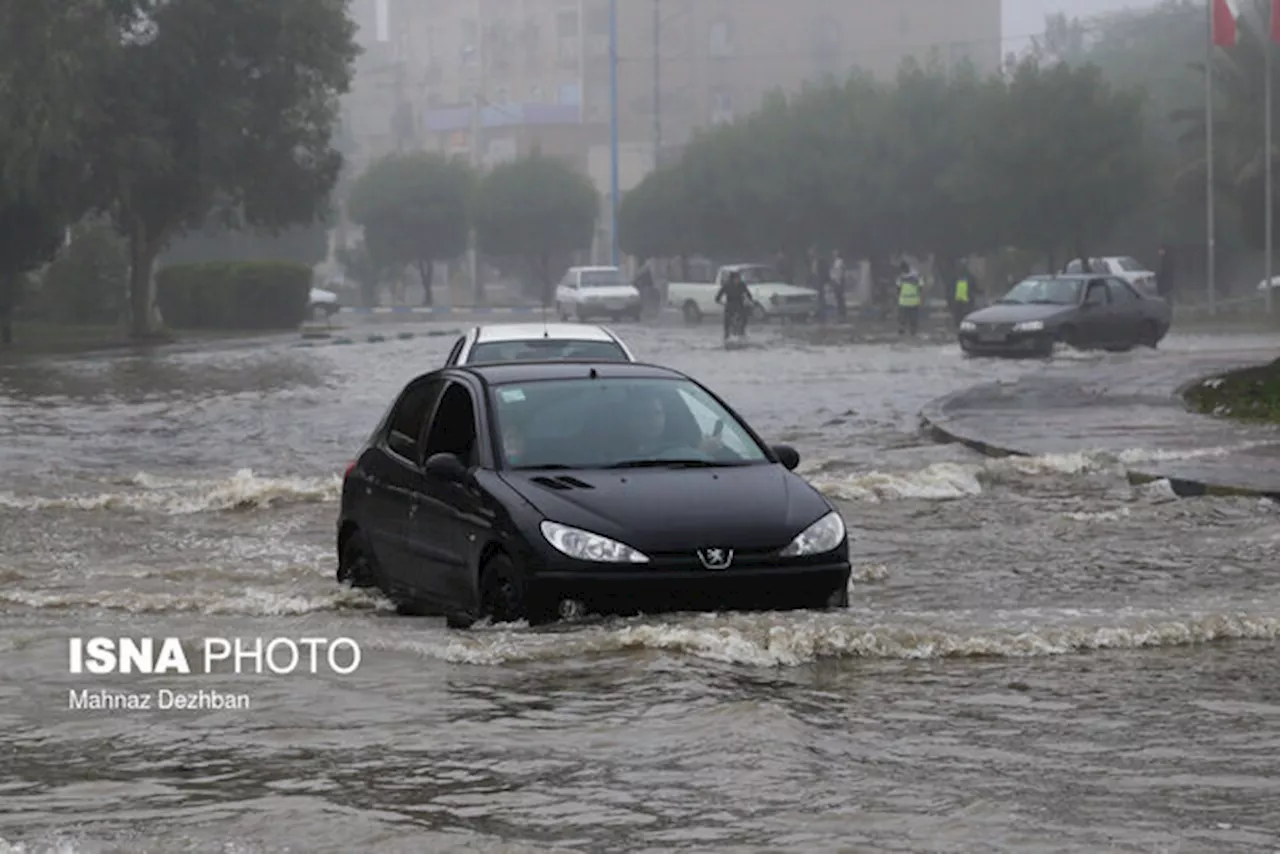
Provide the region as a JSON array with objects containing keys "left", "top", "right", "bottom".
[
  {"left": 293, "top": 328, "right": 462, "bottom": 348},
  {"left": 919, "top": 381, "right": 1280, "bottom": 501}
]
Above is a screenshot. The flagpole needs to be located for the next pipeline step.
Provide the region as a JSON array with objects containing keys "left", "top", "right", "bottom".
[
  {"left": 1207, "top": 0, "right": 1217, "bottom": 316},
  {"left": 1266, "top": 8, "right": 1274, "bottom": 316}
]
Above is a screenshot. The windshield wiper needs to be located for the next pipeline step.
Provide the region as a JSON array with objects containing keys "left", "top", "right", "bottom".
[
  {"left": 1025, "top": 299, "right": 1064, "bottom": 305},
  {"left": 604, "top": 458, "right": 733, "bottom": 470},
  {"left": 518, "top": 464, "right": 574, "bottom": 470},
  {"left": 994, "top": 299, "right": 1023, "bottom": 305}
]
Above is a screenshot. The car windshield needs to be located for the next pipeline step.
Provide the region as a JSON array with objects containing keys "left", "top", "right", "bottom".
[
  {"left": 997, "top": 277, "right": 1082, "bottom": 305},
  {"left": 580, "top": 269, "right": 627, "bottom": 288},
  {"left": 734, "top": 266, "right": 776, "bottom": 285},
  {"left": 468, "top": 339, "right": 629, "bottom": 365},
  {"left": 491, "top": 377, "right": 770, "bottom": 470},
  {"left": 1114, "top": 256, "right": 1144, "bottom": 272}
]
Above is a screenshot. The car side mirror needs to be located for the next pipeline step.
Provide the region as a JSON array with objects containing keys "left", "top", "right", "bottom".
[
  {"left": 423, "top": 452, "right": 469, "bottom": 483},
  {"left": 772, "top": 444, "right": 801, "bottom": 471}
]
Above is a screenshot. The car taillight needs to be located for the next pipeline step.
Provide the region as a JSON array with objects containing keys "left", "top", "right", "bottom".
[{"left": 343, "top": 461, "right": 356, "bottom": 479}]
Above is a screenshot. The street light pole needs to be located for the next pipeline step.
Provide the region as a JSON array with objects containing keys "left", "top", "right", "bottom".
[
  {"left": 652, "top": 0, "right": 661, "bottom": 169},
  {"left": 609, "top": 0, "right": 620, "bottom": 266}
]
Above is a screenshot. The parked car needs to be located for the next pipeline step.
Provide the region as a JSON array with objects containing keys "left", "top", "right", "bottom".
[
  {"left": 667, "top": 264, "right": 820, "bottom": 324},
  {"left": 335, "top": 360, "right": 851, "bottom": 627},
  {"left": 308, "top": 287, "right": 340, "bottom": 321},
  {"left": 957, "top": 274, "right": 1171, "bottom": 357},
  {"left": 444, "top": 323, "right": 637, "bottom": 366},
  {"left": 1063, "top": 256, "right": 1158, "bottom": 296},
  {"left": 554, "top": 266, "right": 643, "bottom": 322}
]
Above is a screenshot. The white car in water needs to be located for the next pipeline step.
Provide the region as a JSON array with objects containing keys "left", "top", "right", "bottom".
[
  {"left": 444, "top": 323, "right": 637, "bottom": 366},
  {"left": 667, "top": 263, "right": 820, "bottom": 324},
  {"left": 554, "top": 266, "right": 643, "bottom": 322},
  {"left": 308, "top": 287, "right": 340, "bottom": 320},
  {"left": 1063, "top": 256, "right": 1158, "bottom": 296}
]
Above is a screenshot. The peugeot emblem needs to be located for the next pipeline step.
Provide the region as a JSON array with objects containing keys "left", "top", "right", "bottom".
[{"left": 697, "top": 548, "right": 734, "bottom": 570}]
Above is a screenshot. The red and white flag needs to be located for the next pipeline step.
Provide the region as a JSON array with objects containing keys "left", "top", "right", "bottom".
[{"left": 1212, "top": 0, "right": 1240, "bottom": 47}]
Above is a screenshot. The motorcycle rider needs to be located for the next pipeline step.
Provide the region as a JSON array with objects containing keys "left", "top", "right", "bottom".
[{"left": 714, "top": 270, "right": 758, "bottom": 342}]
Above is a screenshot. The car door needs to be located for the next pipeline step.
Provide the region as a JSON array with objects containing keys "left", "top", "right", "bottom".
[
  {"left": 403, "top": 379, "right": 489, "bottom": 611},
  {"left": 555, "top": 272, "right": 577, "bottom": 309},
  {"left": 365, "top": 377, "right": 446, "bottom": 596},
  {"left": 1078, "top": 279, "right": 1115, "bottom": 345},
  {"left": 1105, "top": 278, "right": 1145, "bottom": 344}
]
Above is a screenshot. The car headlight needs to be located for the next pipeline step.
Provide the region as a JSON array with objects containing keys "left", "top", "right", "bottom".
[
  {"left": 539, "top": 521, "right": 650, "bottom": 563},
  {"left": 779, "top": 511, "right": 846, "bottom": 557},
  {"left": 959, "top": 321, "right": 976, "bottom": 331},
  {"left": 1013, "top": 320, "right": 1044, "bottom": 332}
]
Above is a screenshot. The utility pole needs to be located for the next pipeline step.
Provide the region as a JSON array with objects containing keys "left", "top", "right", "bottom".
[
  {"left": 652, "top": 0, "right": 661, "bottom": 169},
  {"left": 609, "top": 0, "right": 620, "bottom": 267},
  {"left": 468, "top": 0, "right": 485, "bottom": 305}
]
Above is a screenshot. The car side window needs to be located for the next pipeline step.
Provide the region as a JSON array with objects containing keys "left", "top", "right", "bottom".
[
  {"left": 1107, "top": 278, "right": 1138, "bottom": 303},
  {"left": 444, "top": 336, "right": 466, "bottom": 366},
  {"left": 1084, "top": 280, "right": 1109, "bottom": 305},
  {"left": 386, "top": 379, "right": 446, "bottom": 464},
  {"left": 421, "top": 381, "right": 480, "bottom": 468}
]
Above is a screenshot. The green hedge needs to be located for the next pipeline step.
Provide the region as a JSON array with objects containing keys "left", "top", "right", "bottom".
[{"left": 156, "top": 261, "right": 311, "bottom": 330}]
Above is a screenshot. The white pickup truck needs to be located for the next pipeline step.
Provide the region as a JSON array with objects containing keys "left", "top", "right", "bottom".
[{"left": 667, "top": 264, "right": 820, "bottom": 324}]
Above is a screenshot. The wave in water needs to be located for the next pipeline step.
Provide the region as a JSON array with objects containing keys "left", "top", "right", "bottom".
[
  {"left": 381, "top": 608, "right": 1280, "bottom": 668},
  {"left": 0, "top": 469, "right": 339, "bottom": 514}
]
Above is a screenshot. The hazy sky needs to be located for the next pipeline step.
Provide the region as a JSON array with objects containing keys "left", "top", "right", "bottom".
[{"left": 1006, "top": 0, "right": 1161, "bottom": 42}]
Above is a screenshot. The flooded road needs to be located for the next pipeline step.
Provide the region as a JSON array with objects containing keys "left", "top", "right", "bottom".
[{"left": 2, "top": 320, "right": 1279, "bottom": 853}]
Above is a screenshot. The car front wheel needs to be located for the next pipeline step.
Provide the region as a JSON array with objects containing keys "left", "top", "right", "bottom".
[{"left": 469, "top": 552, "right": 556, "bottom": 628}]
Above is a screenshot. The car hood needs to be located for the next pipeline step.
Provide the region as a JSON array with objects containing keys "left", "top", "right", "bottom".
[
  {"left": 966, "top": 303, "right": 1073, "bottom": 324},
  {"left": 499, "top": 464, "right": 831, "bottom": 552}
]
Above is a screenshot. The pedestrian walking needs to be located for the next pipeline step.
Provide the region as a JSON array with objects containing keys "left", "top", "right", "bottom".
[{"left": 896, "top": 262, "right": 922, "bottom": 337}]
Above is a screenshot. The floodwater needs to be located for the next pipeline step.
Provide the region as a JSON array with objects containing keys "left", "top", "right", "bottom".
[{"left": 2, "top": 319, "right": 1279, "bottom": 854}]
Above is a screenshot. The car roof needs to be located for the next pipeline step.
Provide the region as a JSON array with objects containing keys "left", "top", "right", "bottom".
[
  {"left": 472, "top": 323, "right": 617, "bottom": 344},
  {"left": 456, "top": 361, "right": 686, "bottom": 386},
  {"left": 1023, "top": 274, "right": 1092, "bottom": 281},
  {"left": 722, "top": 263, "right": 772, "bottom": 271},
  {"left": 567, "top": 265, "right": 621, "bottom": 273}
]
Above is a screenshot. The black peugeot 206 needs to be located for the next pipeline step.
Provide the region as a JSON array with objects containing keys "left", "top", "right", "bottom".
[{"left": 336, "top": 360, "right": 851, "bottom": 628}]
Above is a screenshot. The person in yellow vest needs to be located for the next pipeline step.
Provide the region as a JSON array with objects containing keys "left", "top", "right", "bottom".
[
  {"left": 896, "top": 262, "right": 923, "bottom": 337},
  {"left": 951, "top": 271, "right": 974, "bottom": 329}
]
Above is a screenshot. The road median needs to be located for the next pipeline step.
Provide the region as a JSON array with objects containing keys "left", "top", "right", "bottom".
[{"left": 919, "top": 352, "right": 1280, "bottom": 499}]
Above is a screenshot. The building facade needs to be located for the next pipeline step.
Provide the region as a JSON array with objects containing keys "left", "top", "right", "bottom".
[
  {"left": 340, "top": 0, "right": 1001, "bottom": 260},
  {"left": 348, "top": 0, "right": 1001, "bottom": 166}
]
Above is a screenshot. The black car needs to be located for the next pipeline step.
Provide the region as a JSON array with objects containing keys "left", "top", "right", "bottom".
[
  {"left": 336, "top": 361, "right": 851, "bottom": 627},
  {"left": 958, "top": 274, "right": 1172, "bottom": 357}
]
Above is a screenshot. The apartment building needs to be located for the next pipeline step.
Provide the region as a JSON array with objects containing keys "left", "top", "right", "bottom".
[{"left": 339, "top": 0, "right": 1001, "bottom": 257}]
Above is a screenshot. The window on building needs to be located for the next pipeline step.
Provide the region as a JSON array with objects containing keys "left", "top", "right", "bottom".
[
  {"left": 586, "top": 5, "right": 609, "bottom": 35},
  {"left": 709, "top": 21, "right": 734, "bottom": 57},
  {"left": 556, "top": 9, "right": 579, "bottom": 63},
  {"left": 710, "top": 88, "right": 734, "bottom": 124}
]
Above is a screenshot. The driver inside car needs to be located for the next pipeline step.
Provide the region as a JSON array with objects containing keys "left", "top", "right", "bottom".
[{"left": 622, "top": 391, "right": 730, "bottom": 460}]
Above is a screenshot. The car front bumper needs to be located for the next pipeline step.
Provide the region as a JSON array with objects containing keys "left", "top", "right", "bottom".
[
  {"left": 578, "top": 298, "right": 640, "bottom": 314},
  {"left": 764, "top": 298, "right": 818, "bottom": 318},
  {"left": 530, "top": 559, "right": 851, "bottom": 613},
  {"left": 958, "top": 329, "right": 1054, "bottom": 355}
]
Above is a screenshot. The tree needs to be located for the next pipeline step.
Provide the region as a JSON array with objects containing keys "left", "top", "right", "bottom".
[
  {"left": 617, "top": 164, "right": 699, "bottom": 260},
  {"left": 346, "top": 152, "right": 475, "bottom": 307},
  {"left": 987, "top": 58, "right": 1151, "bottom": 269},
  {"left": 0, "top": 187, "right": 65, "bottom": 344},
  {"left": 79, "top": 0, "right": 357, "bottom": 338},
  {"left": 161, "top": 218, "right": 331, "bottom": 267},
  {"left": 473, "top": 154, "right": 599, "bottom": 305}
]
